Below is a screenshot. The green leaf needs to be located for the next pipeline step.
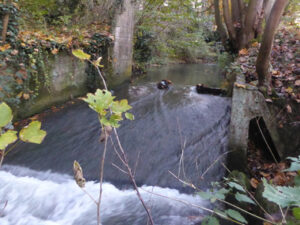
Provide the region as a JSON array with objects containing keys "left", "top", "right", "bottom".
[
  {"left": 294, "top": 175, "right": 300, "bottom": 186},
  {"left": 262, "top": 178, "right": 300, "bottom": 207},
  {"left": 215, "top": 188, "right": 230, "bottom": 200},
  {"left": 202, "top": 216, "right": 220, "bottom": 225},
  {"left": 0, "top": 102, "right": 13, "bottom": 128},
  {"left": 225, "top": 209, "right": 247, "bottom": 224},
  {"left": 72, "top": 49, "right": 91, "bottom": 60},
  {"left": 0, "top": 130, "right": 17, "bottom": 150},
  {"left": 198, "top": 191, "right": 214, "bottom": 200},
  {"left": 83, "top": 89, "right": 115, "bottom": 115},
  {"left": 284, "top": 156, "right": 300, "bottom": 172},
  {"left": 228, "top": 182, "right": 246, "bottom": 192},
  {"left": 108, "top": 114, "right": 122, "bottom": 128},
  {"left": 19, "top": 121, "right": 46, "bottom": 144},
  {"left": 111, "top": 99, "right": 132, "bottom": 114},
  {"left": 292, "top": 207, "right": 300, "bottom": 220},
  {"left": 125, "top": 112, "right": 134, "bottom": 120},
  {"left": 235, "top": 192, "right": 256, "bottom": 205},
  {"left": 92, "top": 57, "right": 103, "bottom": 67}
]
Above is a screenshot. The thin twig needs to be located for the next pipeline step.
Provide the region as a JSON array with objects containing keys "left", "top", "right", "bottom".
[
  {"left": 93, "top": 62, "right": 154, "bottom": 225},
  {"left": 133, "top": 151, "right": 141, "bottom": 177},
  {"left": 113, "top": 128, "right": 154, "bottom": 225},
  {"left": 176, "top": 117, "right": 186, "bottom": 179},
  {"left": 201, "top": 151, "right": 232, "bottom": 179},
  {"left": 256, "top": 118, "right": 278, "bottom": 164},
  {"left": 97, "top": 133, "right": 108, "bottom": 225},
  {"left": 112, "top": 163, "right": 128, "bottom": 175},
  {"left": 140, "top": 188, "right": 243, "bottom": 225},
  {"left": 169, "top": 170, "right": 196, "bottom": 190},
  {"left": 81, "top": 189, "right": 98, "bottom": 205}
]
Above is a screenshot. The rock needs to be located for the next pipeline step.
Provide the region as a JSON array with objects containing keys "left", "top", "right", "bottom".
[
  {"left": 157, "top": 80, "right": 172, "bottom": 89},
  {"left": 196, "top": 84, "right": 227, "bottom": 96}
]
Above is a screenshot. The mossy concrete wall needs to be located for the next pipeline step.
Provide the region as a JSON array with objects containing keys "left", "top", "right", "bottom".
[
  {"left": 17, "top": 52, "right": 88, "bottom": 118},
  {"left": 228, "top": 75, "right": 285, "bottom": 171}
]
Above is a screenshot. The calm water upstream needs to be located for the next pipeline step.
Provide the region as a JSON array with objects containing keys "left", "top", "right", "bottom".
[{"left": 1, "top": 64, "right": 231, "bottom": 225}]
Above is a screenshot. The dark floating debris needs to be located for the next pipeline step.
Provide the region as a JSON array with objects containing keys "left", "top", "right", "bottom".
[
  {"left": 196, "top": 84, "right": 227, "bottom": 96},
  {"left": 157, "top": 79, "right": 172, "bottom": 89}
]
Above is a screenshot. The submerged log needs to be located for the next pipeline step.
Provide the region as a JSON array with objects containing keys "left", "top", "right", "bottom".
[{"left": 196, "top": 84, "right": 227, "bottom": 96}]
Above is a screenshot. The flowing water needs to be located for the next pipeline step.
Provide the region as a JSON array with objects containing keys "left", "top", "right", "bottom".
[{"left": 0, "top": 64, "right": 231, "bottom": 225}]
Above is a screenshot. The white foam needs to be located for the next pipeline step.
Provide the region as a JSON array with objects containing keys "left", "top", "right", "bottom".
[{"left": 0, "top": 166, "right": 204, "bottom": 225}]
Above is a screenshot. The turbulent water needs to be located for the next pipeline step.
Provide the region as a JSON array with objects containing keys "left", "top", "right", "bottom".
[{"left": 1, "top": 64, "right": 231, "bottom": 225}]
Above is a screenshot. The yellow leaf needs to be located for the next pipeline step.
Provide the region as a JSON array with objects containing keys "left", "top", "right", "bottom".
[
  {"left": 251, "top": 42, "right": 259, "bottom": 47},
  {"left": 51, "top": 48, "right": 59, "bottom": 55},
  {"left": 0, "top": 44, "right": 11, "bottom": 52},
  {"left": 72, "top": 49, "right": 91, "bottom": 60},
  {"left": 239, "top": 48, "right": 248, "bottom": 56},
  {"left": 286, "top": 87, "right": 293, "bottom": 94},
  {"left": 23, "top": 93, "right": 30, "bottom": 100},
  {"left": 235, "top": 83, "right": 246, "bottom": 89}
]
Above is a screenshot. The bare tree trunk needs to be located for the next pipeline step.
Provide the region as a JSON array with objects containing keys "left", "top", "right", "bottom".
[
  {"left": 223, "top": 0, "right": 237, "bottom": 48},
  {"left": 231, "top": 0, "right": 240, "bottom": 24},
  {"left": 264, "top": 0, "right": 276, "bottom": 21},
  {"left": 240, "top": 0, "right": 260, "bottom": 49},
  {"left": 1, "top": 0, "right": 12, "bottom": 43},
  {"left": 238, "top": 0, "right": 245, "bottom": 27},
  {"left": 214, "top": 0, "right": 227, "bottom": 45},
  {"left": 256, "top": 0, "right": 289, "bottom": 86}
]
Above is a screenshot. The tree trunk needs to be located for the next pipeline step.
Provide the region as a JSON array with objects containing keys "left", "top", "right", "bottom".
[
  {"left": 214, "top": 0, "right": 227, "bottom": 45},
  {"left": 264, "top": 0, "right": 276, "bottom": 21},
  {"left": 231, "top": 0, "right": 240, "bottom": 25},
  {"left": 240, "top": 0, "right": 260, "bottom": 49},
  {"left": 256, "top": 0, "right": 289, "bottom": 86},
  {"left": 1, "top": 0, "right": 12, "bottom": 43},
  {"left": 223, "top": 0, "right": 236, "bottom": 48}
]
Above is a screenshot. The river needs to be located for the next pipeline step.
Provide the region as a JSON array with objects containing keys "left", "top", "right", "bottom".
[{"left": 0, "top": 64, "right": 231, "bottom": 225}]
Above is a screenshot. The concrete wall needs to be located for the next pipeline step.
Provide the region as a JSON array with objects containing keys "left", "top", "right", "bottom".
[
  {"left": 111, "top": 0, "right": 135, "bottom": 85},
  {"left": 17, "top": 53, "right": 88, "bottom": 118},
  {"left": 228, "top": 75, "right": 285, "bottom": 171}
]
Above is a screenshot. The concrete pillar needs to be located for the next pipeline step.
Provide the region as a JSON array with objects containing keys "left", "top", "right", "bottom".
[{"left": 111, "top": 0, "right": 135, "bottom": 86}]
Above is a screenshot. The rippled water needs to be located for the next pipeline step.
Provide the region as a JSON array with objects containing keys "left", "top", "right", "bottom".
[{"left": 1, "top": 64, "right": 231, "bottom": 225}]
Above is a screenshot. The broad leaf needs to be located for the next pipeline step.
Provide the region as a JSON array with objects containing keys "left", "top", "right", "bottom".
[
  {"left": 125, "top": 112, "right": 134, "bottom": 120},
  {"left": 294, "top": 175, "right": 300, "bottom": 186},
  {"left": 215, "top": 188, "right": 229, "bottom": 200},
  {"left": 284, "top": 156, "right": 300, "bottom": 172},
  {"left": 0, "top": 102, "right": 13, "bottom": 128},
  {"left": 111, "top": 99, "right": 132, "bottom": 114},
  {"left": 262, "top": 179, "right": 300, "bottom": 207},
  {"left": 19, "top": 121, "right": 46, "bottom": 144},
  {"left": 235, "top": 192, "right": 256, "bottom": 205},
  {"left": 83, "top": 89, "right": 115, "bottom": 115},
  {"left": 0, "top": 130, "right": 17, "bottom": 150},
  {"left": 225, "top": 209, "right": 247, "bottom": 224},
  {"left": 72, "top": 49, "right": 91, "bottom": 60},
  {"left": 228, "top": 181, "right": 245, "bottom": 192},
  {"left": 202, "top": 216, "right": 220, "bottom": 225},
  {"left": 292, "top": 207, "right": 300, "bottom": 220},
  {"left": 198, "top": 191, "right": 214, "bottom": 200}
]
